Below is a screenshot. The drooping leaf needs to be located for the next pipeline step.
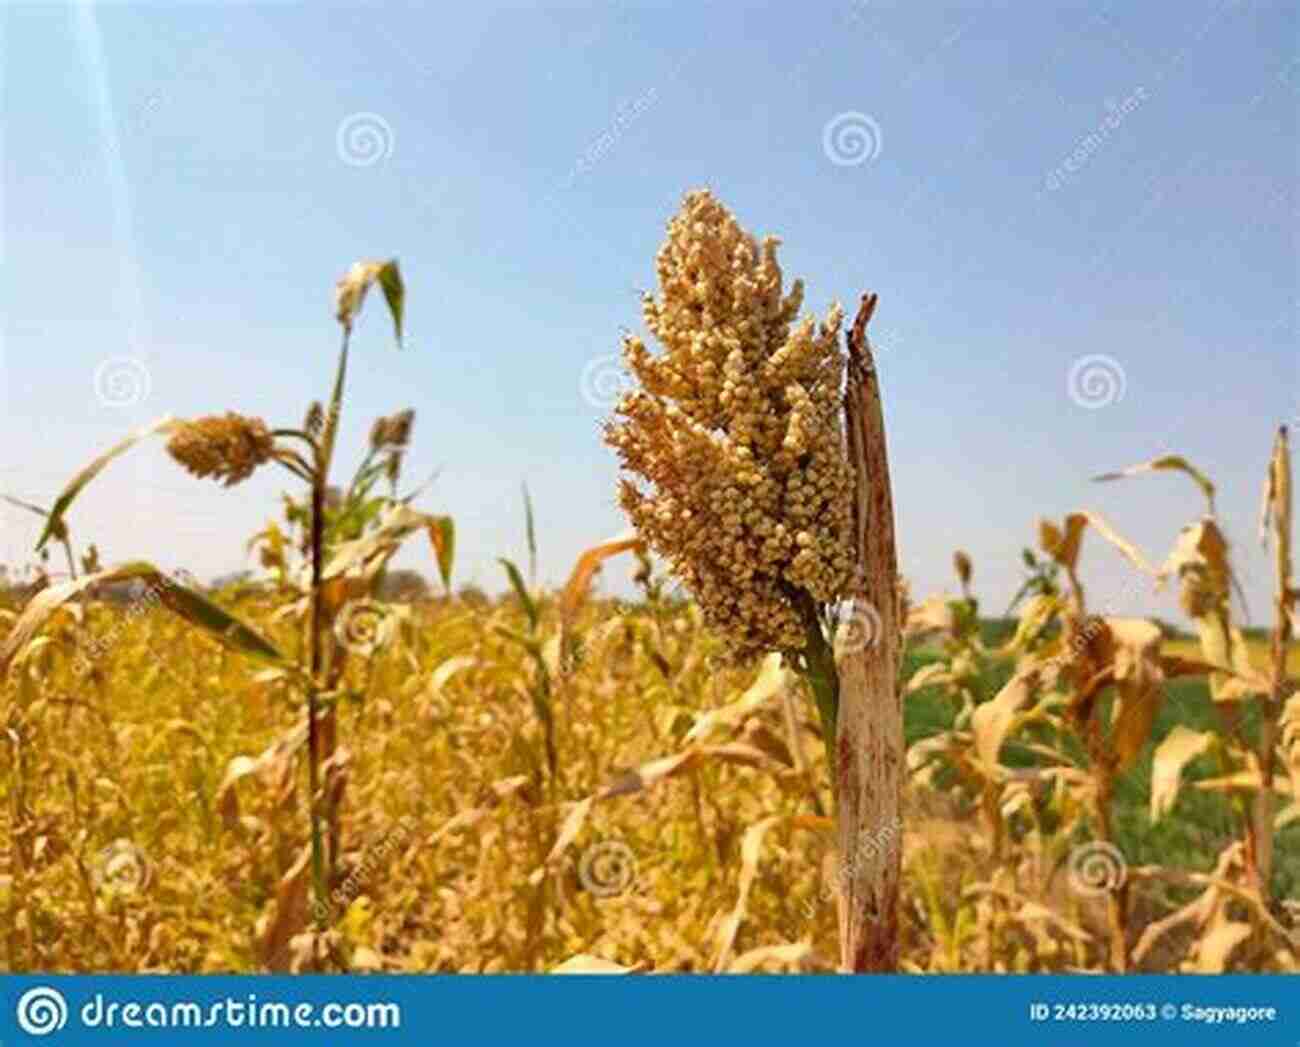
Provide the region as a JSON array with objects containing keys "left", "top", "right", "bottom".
[
  {"left": 376, "top": 260, "right": 404, "bottom": 347},
  {"left": 0, "top": 561, "right": 284, "bottom": 677},
  {"left": 152, "top": 570, "right": 286, "bottom": 663},
  {"left": 1093, "top": 454, "right": 1217, "bottom": 516},
  {"left": 334, "top": 259, "right": 404, "bottom": 346},
  {"left": 1192, "top": 771, "right": 1294, "bottom": 796},
  {"left": 903, "top": 594, "right": 957, "bottom": 639},
  {"left": 1194, "top": 919, "right": 1253, "bottom": 973},
  {"left": 998, "top": 593, "right": 1063, "bottom": 656},
  {"left": 215, "top": 724, "right": 308, "bottom": 831},
  {"left": 1160, "top": 520, "right": 1260, "bottom": 700},
  {"left": 529, "top": 741, "right": 787, "bottom": 886},
  {"left": 428, "top": 654, "right": 475, "bottom": 696},
  {"left": 1105, "top": 617, "right": 1166, "bottom": 772},
  {"left": 2, "top": 494, "right": 50, "bottom": 520},
  {"left": 260, "top": 844, "right": 313, "bottom": 971},
  {"left": 1038, "top": 516, "right": 1083, "bottom": 571},
  {"left": 971, "top": 669, "right": 1043, "bottom": 771},
  {"left": 713, "top": 815, "right": 785, "bottom": 972},
  {"left": 531, "top": 797, "right": 595, "bottom": 884},
  {"left": 36, "top": 415, "right": 178, "bottom": 551},
  {"left": 903, "top": 662, "right": 954, "bottom": 696},
  {"left": 685, "top": 652, "right": 791, "bottom": 742},
  {"left": 2, "top": 494, "right": 70, "bottom": 548},
  {"left": 323, "top": 504, "right": 431, "bottom": 581},
  {"left": 425, "top": 515, "right": 455, "bottom": 594},
  {"left": 1151, "top": 726, "right": 1215, "bottom": 822},
  {"left": 558, "top": 533, "right": 644, "bottom": 627},
  {"left": 1038, "top": 512, "right": 1156, "bottom": 576}
]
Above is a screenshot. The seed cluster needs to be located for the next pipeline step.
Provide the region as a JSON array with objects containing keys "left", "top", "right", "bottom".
[
  {"left": 604, "top": 190, "right": 855, "bottom": 659},
  {"left": 166, "top": 413, "right": 275, "bottom": 487},
  {"left": 370, "top": 408, "right": 415, "bottom": 451},
  {"left": 304, "top": 401, "right": 325, "bottom": 437}
]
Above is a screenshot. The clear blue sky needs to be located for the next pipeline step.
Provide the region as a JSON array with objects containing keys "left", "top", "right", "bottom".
[{"left": 2, "top": 1, "right": 1296, "bottom": 621}]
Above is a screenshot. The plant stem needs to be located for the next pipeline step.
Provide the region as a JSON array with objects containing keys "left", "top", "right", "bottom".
[
  {"left": 306, "top": 467, "right": 327, "bottom": 929},
  {"left": 1094, "top": 768, "right": 1129, "bottom": 972},
  {"left": 61, "top": 538, "right": 78, "bottom": 581},
  {"left": 1256, "top": 425, "right": 1293, "bottom": 900},
  {"left": 789, "top": 587, "right": 839, "bottom": 796},
  {"left": 835, "top": 292, "right": 903, "bottom": 973},
  {"left": 304, "top": 328, "right": 350, "bottom": 934}
]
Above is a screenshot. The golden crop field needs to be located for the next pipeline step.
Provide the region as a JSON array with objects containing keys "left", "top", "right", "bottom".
[
  {"left": 2, "top": 567, "right": 1297, "bottom": 974},
  {"left": 2, "top": 200, "right": 1297, "bottom": 977}
]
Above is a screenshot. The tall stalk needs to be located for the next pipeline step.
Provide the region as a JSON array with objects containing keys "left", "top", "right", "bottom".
[
  {"left": 834, "top": 293, "right": 902, "bottom": 972},
  {"left": 305, "top": 326, "right": 352, "bottom": 922},
  {"left": 1256, "top": 425, "right": 1293, "bottom": 899},
  {"left": 306, "top": 454, "right": 328, "bottom": 925}
]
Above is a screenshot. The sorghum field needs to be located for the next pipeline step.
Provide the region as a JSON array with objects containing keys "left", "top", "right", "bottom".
[{"left": 2, "top": 196, "right": 1297, "bottom": 976}]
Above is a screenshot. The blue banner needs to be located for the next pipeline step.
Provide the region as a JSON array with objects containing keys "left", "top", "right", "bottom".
[{"left": 0, "top": 975, "right": 1294, "bottom": 1046}]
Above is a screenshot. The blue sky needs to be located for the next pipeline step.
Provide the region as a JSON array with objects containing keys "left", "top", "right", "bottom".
[{"left": 2, "top": 0, "right": 1296, "bottom": 621}]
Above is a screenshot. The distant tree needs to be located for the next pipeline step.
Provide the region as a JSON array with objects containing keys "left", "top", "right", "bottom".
[
  {"left": 457, "top": 583, "right": 490, "bottom": 609},
  {"left": 377, "top": 569, "right": 430, "bottom": 602},
  {"left": 211, "top": 570, "right": 253, "bottom": 592}
]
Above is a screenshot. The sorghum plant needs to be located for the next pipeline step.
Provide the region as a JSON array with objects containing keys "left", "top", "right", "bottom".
[
  {"left": 605, "top": 190, "right": 902, "bottom": 970},
  {"left": 6, "top": 259, "right": 456, "bottom": 953}
]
